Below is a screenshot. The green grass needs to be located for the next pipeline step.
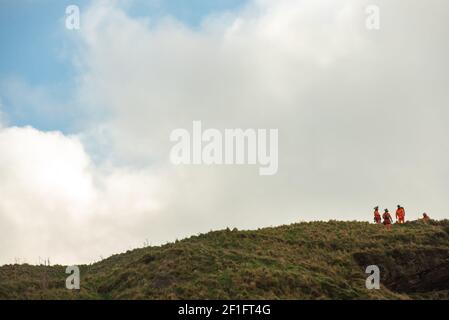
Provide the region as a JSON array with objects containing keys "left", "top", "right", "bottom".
[{"left": 1, "top": 219, "right": 449, "bottom": 299}]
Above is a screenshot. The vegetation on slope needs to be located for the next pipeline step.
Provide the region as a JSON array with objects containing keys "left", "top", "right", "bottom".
[{"left": 1, "top": 220, "right": 449, "bottom": 299}]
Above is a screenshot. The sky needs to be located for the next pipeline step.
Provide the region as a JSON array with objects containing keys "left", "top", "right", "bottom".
[{"left": 0, "top": 0, "right": 448, "bottom": 265}]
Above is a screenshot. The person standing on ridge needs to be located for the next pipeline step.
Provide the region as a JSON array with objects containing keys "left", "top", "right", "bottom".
[
  {"left": 422, "top": 213, "right": 430, "bottom": 222},
  {"left": 396, "top": 205, "right": 405, "bottom": 224},
  {"left": 383, "top": 209, "right": 393, "bottom": 229},
  {"left": 374, "top": 206, "right": 382, "bottom": 224}
]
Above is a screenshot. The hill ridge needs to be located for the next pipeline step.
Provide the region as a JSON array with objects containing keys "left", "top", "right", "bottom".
[{"left": 1, "top": 220, "right": 449, "bottom": 299}]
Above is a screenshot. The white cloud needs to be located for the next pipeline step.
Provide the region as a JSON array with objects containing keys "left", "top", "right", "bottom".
[
  {"left": 1, "top": 0, "right": 449, "bottom": 264},
  {"left": 75, "top": 0, "right": 449, "bottom": 220},
  {"left": 0, "top": 126, "right": 161, "bottom": 265}
]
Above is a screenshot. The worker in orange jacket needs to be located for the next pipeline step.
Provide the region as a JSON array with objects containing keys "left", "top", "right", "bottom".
[
  {"left": 396, "top": 205, "right": 405, "bottom": 224},
  {"left": 373, "top": 206, "right": 382, "bottom": 224},
  {"left": 383, "top": 209, "right": 393, "bottom": 229}
]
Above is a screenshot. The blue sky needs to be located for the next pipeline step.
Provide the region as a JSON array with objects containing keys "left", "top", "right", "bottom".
[{"left": 0, "top": 0, "right": 246, "bottom": 132}]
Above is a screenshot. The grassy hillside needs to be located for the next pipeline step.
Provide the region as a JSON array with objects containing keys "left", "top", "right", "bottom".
[{"left": 1, "top": 220, "right": 449, "bottom": 300}]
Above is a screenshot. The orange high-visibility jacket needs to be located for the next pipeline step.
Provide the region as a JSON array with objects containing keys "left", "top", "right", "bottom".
[{"left": 396, "top": 207, "right": 405, "bottom": 218}]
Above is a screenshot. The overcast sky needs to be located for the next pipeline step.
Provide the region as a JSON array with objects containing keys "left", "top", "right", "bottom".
[{"left": 1, "top": 0, "right": 448, "bottom": 265}]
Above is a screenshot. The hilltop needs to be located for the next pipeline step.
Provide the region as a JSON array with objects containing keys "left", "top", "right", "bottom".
[{"left": 1, "top": 220, "right": 449, "bottom": 299}]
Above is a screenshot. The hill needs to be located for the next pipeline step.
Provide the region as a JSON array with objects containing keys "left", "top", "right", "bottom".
[{"left": 1, "top": 220, "right": 449, "bottom": 299}]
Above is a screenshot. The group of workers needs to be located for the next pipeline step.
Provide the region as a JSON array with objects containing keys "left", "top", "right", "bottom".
[{"left": 373, "top": 205, "right": 430, "bottom": 229}]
